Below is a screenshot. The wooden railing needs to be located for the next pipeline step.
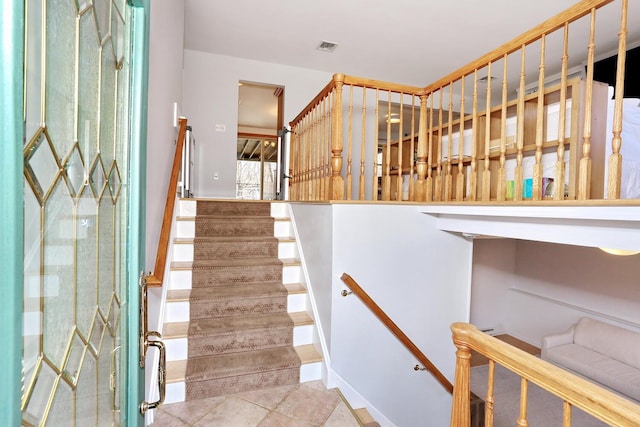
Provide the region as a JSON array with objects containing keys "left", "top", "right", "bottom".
[
  {"left": 340, "top": 273, "right": 453, "bottom": 392},
  {"left": 289, "top": 0, "right": 634, "bottom": 203},
  {"left": 450, "top": 322, "right": 640, "bottom": 426},
  {"left": 290, "top": 75, "right": 423, "bottom": 201},
  {"left": 146, "top": 117, "right": 187, "bottom": 287}
]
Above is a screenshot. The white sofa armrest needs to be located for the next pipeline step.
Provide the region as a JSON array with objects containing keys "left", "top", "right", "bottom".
[{"left": 541, "top": 325, "right": 575, "bottom": 360}]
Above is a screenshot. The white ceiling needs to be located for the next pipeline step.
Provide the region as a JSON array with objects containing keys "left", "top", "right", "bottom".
[
  {"left": 185, "top": 0, "right": 639, "bottom": 132},
  {"left": 184, "top": 0, "right": 595, "bottom": 86}
]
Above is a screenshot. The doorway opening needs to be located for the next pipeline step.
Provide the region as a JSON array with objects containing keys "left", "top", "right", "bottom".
[{"left": 236, "top": 81, "right": 284, "bottom": 200}]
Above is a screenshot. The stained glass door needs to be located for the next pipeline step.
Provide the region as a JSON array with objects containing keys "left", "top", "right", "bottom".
[{"left": 20, "top": 0, "right": 142, "bottom": 425}]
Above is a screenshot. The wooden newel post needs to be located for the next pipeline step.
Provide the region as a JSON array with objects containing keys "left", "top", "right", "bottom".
[
  {"left": 330, "top": 73, "right": 345, "bottom": 200},
  {"left": 451, "top": 324, "right": 471, "bottom": 427},
  {"left": 415, "top": 93, "right": 429, "bottom": 201}
]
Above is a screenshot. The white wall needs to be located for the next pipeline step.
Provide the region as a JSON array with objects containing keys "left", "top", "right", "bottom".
[
  {"left": 146, "top": 0, "right": 185, "bottom": 271},
  {"left": 469, "top": 237, "right": 640, "bottom": 347},
  {"left": 292, "top": 204, "right": 473, "bottom": 426},
  {"left": 289, "top": 203, "right": 334, "bottom": 351},
  {"left": 507, "top": 241, "right": 640, "bottom": 344},
  {"left": 470, "top": 238, "right": 516, "bottom": 335},
  {"left": 181, "top": 50, "right": 333, "bottom": 198}
]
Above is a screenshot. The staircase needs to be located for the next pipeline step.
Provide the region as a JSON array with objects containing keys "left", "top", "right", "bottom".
[{"left": 162, "top": 199, "right": 323, "bottom": 403}]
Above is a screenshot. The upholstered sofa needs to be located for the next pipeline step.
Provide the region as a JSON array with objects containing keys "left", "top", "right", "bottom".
[{"left": 541, "top": 317, "right": 640, "bottom": 402}]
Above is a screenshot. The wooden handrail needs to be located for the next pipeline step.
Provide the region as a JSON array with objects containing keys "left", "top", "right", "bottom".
[
  {"left": 290, "top": 77, "right": 339, "bottom": 126},
  {"left": 146, "top": 117, "right": 188, "bottom": 287},
  {"left": 450, "top": 322, "right": 640, "bottom": 426},
  {"left": 340, "top": 273, "right": 454, "bottom": 394}
]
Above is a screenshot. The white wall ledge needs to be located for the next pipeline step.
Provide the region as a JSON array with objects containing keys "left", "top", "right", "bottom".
[{"left": 421, "top": 205, "right": 640, "bottom": 252}]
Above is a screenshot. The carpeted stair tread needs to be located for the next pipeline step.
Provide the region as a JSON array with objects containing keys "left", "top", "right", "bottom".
[
  {"left": 186, "top": 347, "right": 301, "bottom": 381},
  {"left": 188, "top": 282, "right": 287, "bottom": 301},
  {"left": 191, "top": 259, "right": 283, "bottom": 287},
  {"left": 189, "top": 285, "right": 288, "bottom": 320},
  {"left": 196, "top": 201, "right": 271, "bottom": 216},
  {"left": 188, "top": 312, "right": 294, "bottom": 336},
  {"left": 195, "top": 216, "right": 275, "bottom": 238},
  {"left": 188, "top": 313, "right": 294, "bottom": 356},
  {"left": 192, "top": 257, "right": 282, "bottom": 268},
  {"left": 183, "top": 200, "right": 302, "bottom": 399}
]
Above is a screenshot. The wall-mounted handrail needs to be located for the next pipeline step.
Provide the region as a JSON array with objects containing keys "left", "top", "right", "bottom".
[
  {"left": 340, "top": 273, "right": 454, "bottom": 394},
  {"left": 146, "top": 117, "right": 188, "bottom": 287},
  {"left": 450, "top": 322, "right": 640, "bottom": 426}
]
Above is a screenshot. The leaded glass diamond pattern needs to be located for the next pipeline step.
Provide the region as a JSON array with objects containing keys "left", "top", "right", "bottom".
[
  {"left": 24, "top": 130, "right": 61, "bottom": 203},
  {"left": 89, "top": 155, "right": 107, "bottom": 199},
  {"left": 108, "top": 161, "right": 122, "bottom": 202},
  {"left": 23, "top": 0, "right": 130, "bottom": 423},
  {"left": 64, "top": 144, "right": 86, "bottom": 197}
]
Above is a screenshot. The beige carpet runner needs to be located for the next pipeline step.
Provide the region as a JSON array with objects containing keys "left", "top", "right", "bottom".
[{"left": 185, "top": 201, "right": 301, "bottom": 400}]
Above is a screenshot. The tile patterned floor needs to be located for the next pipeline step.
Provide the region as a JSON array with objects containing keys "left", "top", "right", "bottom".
[{"left": 151, "top": 381, "right": 362, "bottom": 427}]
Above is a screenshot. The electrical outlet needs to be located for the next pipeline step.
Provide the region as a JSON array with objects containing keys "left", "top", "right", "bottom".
[{"left": 215, "top": 124, "right": 226, "bottom": 132}]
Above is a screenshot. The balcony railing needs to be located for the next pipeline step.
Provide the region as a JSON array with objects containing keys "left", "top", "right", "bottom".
[{"left": 289, "top": 0, "right": 637, "bottom": 204}]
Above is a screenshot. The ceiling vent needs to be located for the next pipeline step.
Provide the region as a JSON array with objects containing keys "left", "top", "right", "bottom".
[
  {"left": 317, "top": 41, "right": 339, "bottom": 52},
  {"left": 478, "top": 75, "right": 498, "bottom": 83}
]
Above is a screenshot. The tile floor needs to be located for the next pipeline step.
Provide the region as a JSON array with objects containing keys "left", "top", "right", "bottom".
[{"left": 150, "top": 381, "right": 362, "bottom": 427}]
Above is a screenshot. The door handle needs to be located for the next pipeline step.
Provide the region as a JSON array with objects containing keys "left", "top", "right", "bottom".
[
  {"left": 111, "top": 345, "right": 122, "bottom": 411},
  {"left": 139, "top": 338, "right": 166, "bottom": 414},
  {"left": 138, "top": 273, "right": 167, "bottom": 414}
]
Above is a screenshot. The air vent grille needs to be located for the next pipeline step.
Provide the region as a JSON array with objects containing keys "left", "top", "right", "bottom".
[{"left": 317, "top": 41, "right": 339, "bottom": 52}]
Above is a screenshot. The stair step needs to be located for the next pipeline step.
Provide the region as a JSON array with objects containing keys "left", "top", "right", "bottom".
[
  {"left": 195, "top": 216, "right": 275, "bottom": 238},
  {"left": 189, "top": 284, "right": 288, "bottom": 319},
  {"left": 185, "top": 346, "right": 301, "bottom": 399},
  {"left": 161, "top": 200, "right": 322, "bottom": 405},
  {"left": 166, "top": 344, "right": 321, "bottom": 384},
  {"left": 196, "top": 200, "right": 271, "bottom": 216}
]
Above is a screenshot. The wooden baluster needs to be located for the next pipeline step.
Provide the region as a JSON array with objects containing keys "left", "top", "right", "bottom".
[
  {"left": 397, "top": 92, "right": 404, "bottom": 201},
  {"left": 497, "top": 54, "right": 508, "bottom": 202},
  {"left": 322, "top": 98, "right": 328, "bottom": 199},
  {"left": 485, "top": 360, "right": 495, "bottom": 427},
  {"left": 383, "top": 91, "right": 392, "bottom": 201},
  {"left": 306, "top": 111, "right": 314, "bottom": 200},
  {"left": 409, "top": 94, "right": 416, "bottom": 201},
  {"left": 533, "top": 35, "right": 546, "bottom": 201},
  {"left": 313, "top": 104, "right": 319, "bottom": 200},
  {"left": 445, "top": 83, "right": 454, "bottom": 201},
  {"left": 563, "top": 401, "right": 572, "bottom": 427},
  {"left": 517, "top": 378, "right": 529, "bottom": 427},
  {"left": 456, "top": 78, "right": 466, "bottom": 201},
  {"left": 435, "top": 90, "right": 444, "bottom": 201},
  {"left": 607, "top": 0, "right": 628, "bottom": 200},
  {"left": 514, "top": 46, "right": 526, "bottom": 201},
  {"left": 416, "top": 93, "right": 429, "bottom": 201},
  {"left": 482, "top": 62, "right": 492, "bottom": 201},
  {"left": 578, "top": 8, "right": 597, "bottom": 200},
  {"left": 322, "top": 91, "right": 330, "bottom": 200},
  {"left": 426, "top": 94, "right": 434, "bottom": 201},
  {"left": 360, "top": 87, "right": 367, "bottom": 200},
  {"left": 330, "top": 74, "right": 345, "bottom": 200},
  {"left": 291, "top": 123, "right": 298, "bottom": 200},
  {"left": 554, "top": 23, "right": 569, "bottom": 201},
  {"left": 301, "top": 115, "right": 307, "bottom": 200},
  {"left": 469, "top": 70, "right": 478, "bottom": 201},
  {"left": 450, "top": 336, "right": 471, "bottom": 427},
  {"left": 346, "top": 85, "right": 354, "bottom": 200},
  {"left": 372, "top": 89, "right": 380, "bottom": 200}
]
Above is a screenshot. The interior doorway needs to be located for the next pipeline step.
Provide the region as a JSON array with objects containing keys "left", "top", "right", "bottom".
[{"left": 236, "top": 81, "right": 284, "bottom": 200}]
